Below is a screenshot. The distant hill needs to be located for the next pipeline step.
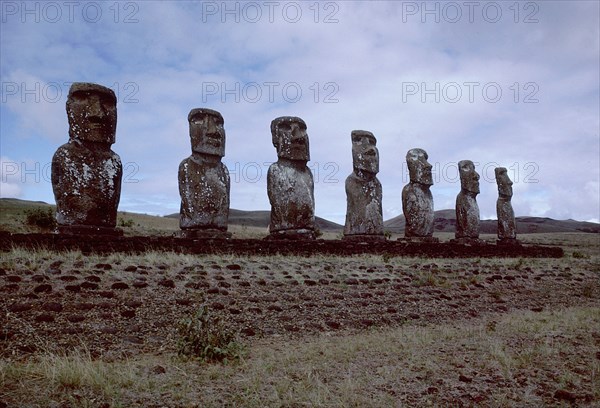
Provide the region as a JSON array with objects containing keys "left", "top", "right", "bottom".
[
  {"left": 165, "top": 209, "right": 344, "bottom": 232},
  {"left": 2, "top": 198, "right": 597, "bottom": 234},
  {"left": 383, "top": 209, "right": 600, "bottom": 234}
]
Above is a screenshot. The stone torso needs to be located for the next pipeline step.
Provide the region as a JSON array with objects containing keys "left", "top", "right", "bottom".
[
  {"left": 51, "top": 141, "right": 122, "bottom": 227},
  {"left": 455, "top": 191, "right": 480, "bottom": 238},
  {"left": 179, "top": 157, "right": 230, "bottom": 230},
  {"left": 402, "top": 183, "right": 434, "bottom": 237},
  {"left": 497, "top": 198, "right": 516, "bottom": 239},
  {"left": 267, "top": 161, "right": 315, "bottom": 232},
  {"left": 344, "top": 173, "right": 383, "bottom": 236}
]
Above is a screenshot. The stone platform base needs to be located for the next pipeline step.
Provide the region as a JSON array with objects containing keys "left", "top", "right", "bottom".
[
  {"left": 0, "top": 233, "right": 564, "bottom": 258},
  {"left": 343, "top": 234, "right": 386, "bottom": 242},
  {"left": 449, "top": 237, "right": 488, "bottom": 246},
  {"left": 57, "top": 225, "right": 123, "bottom": 236},
  {"left": 497, "top": 238, "right": 522, "bottom": 246},
  {"left": 265, "top": 229, "right": 316, "bottom": 240},
  {"left": 398, "top": 236, "right": 440, "bottom": 243},
  {"left": 176, "top": 229, "right": 231, "bottom": 239}
]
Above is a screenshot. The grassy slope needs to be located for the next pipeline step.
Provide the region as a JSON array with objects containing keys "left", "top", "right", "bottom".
[
  {"left": 0, "top": 198, "right": 180, "bottom": 236},
  {"left": 2, "top": 307, "right": 598, "bottom": 407}
]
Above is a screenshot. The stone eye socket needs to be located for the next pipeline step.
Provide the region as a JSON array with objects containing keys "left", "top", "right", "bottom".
[
  {"left": 71, "top": 92, "right": 114, "bottom": 110},
  {"left": 191, "top": 116, "right": 223, "bottom": 127}
]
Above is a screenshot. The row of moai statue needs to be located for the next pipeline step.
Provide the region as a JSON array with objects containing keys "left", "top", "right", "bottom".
[{"left": 51, "top": 82, "right": 519, "bottom": 244}]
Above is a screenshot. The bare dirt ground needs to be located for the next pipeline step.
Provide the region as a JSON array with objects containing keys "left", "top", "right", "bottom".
[{"left": 1, "top": 233, "right": 599, "bottom": 407}]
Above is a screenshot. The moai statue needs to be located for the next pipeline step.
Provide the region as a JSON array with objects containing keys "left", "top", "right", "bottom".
[
  {"left": 51, "top": 82, "right": 122, "bottom": 235},
  {"left": 401, "top": 148, "right": 438, "bottom": 242},
  {"left": 453, "top": 160, "right": 485, "bottom": 244},
  {"left": 267, "top": 116, "right": 315, "bottom": 239},
  {"left": 178, "top": 108, "right": 230, "bottom": 239},
  {"left": 495, "top": 167, "right": 520, "bottom": 245},
  {"left": 343, "top": 130, "right": 384, "bottom": 241}
]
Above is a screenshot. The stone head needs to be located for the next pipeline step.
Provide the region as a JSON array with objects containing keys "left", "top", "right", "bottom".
[
  {"left": 406, "top": 148, "right": 433, "bottom": 186},
  {"left": 458, "top": 160, "right": 480, "bottom": 194},
  {"left": 495, "top": 167, "right": 513, "bottom": 198},
  {"left": 66, "top": 82, "right": 117, "bottom": 145},
  {"left": 188, "top": 108, "right": 225, "bottom": 157},
  {"left": 271, "top": 116, "right": 309, "bottom": 162},
  {"left": 351, "top": 130, "right": 379, "bottom": 175}
]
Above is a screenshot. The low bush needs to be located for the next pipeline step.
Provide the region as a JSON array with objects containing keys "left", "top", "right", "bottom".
[
  {"left": 177, "top": 304, "right": 244, "bottom": 364},
  {"left": 118, "top": 217, "right": 135, "bottom": 228},
  {"left": 24, "top": 208, "right": 56, "bottom": 231}
]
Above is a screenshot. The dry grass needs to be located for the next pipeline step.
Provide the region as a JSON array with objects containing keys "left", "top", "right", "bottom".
[
  {"left": 2, "top": 307, "right": 598, "bottom": 407},
  {"left": 1, "top": 230, "right": 599, "bottom": 406}
]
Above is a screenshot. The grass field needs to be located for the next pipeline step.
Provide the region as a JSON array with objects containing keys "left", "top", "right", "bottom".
[
  {"left": 2, "top": 306, "right": 598, "bottom": 407},
  {"left": 0, "top": 198, "right": 274, "bottom": 239}
]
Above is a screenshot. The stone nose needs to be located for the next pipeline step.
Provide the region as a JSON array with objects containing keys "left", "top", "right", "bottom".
[
  {"left": 364, "top": 146, "right": 378, "bottom": 156},
  {"left": 291, "top": 123, "right": 301, "bottom": 137},
  {"left": 206, "top": 118, "right": 218, "bottom": 134},
  {"left": 87, "top": 95, "right": 106, "bottom": 119},
  {"left": 291, "top": 125, "right": 306, "bottom": 142}
]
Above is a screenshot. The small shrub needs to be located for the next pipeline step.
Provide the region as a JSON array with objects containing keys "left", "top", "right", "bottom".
[
  {"left": 572, "top": 251, "right": 589, "bottom": 259},
  {"left": 177, "top": 304, "right": 244, "bottom": 364},
  {"left": 24, "top": 208, "right": 57, "bottom": 231},
  {"left": 384, "top": 230, "right": 393, "bottom": 240},
  {"left": 581, "top": 283, "right": 595, "bottom": 298},
  {"left": 489, "top": 290, "right": 503, "bottom": 301},
  {"left": 314, "top": 225, "right": 323, "bottom": 238},
  {"left": 512, "top": 258, "right": 525, "bottom": 270},
  {"left": 413, "top": 271, "right": 440, "bottom": 287},
  {"left": 118, "top": 217, "right": 135, "bottom": 228}
]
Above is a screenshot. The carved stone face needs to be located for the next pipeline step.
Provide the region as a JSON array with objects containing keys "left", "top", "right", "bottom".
[
  {"left": 495, "top": 167, "right": 513, "bottom": 198},
  {"left": 271, "top": 116, "right": 309, "bottom": 162},
  {"left": 406, "top": 148, "right": 433, "bottom": 186},
  {"left": 67, "top": 83, "right": 117, "bottom": 145},
  {"left": 189, "top": 108, "right": 225, "bottom": 157},
  {"left": 351, "top": 130, "right": 379, "bottom": 175},
  {"left": 459, "top": 160, "right": 480, "bottom": 194}
]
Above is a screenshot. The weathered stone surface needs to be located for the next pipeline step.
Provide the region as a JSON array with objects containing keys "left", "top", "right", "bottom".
[
  {"left": 402, "top": 148, "right": 437, "bottom": 241},
  {"left": 454, "top": 160, "right": 483, "bottom": 243},
  {"left": 343, "top": 130, "right": 384, "bottom": 241},
  {"left": 51, "top": 82, "right": 122, "bottom": 234},
  {"left": 267, "top": 116, "right": 315, "bottom": 239},
  {"left": 178, "top": 109, "right": 230, "bottom": 238},
  {"left": 495, "top": 167, "right": 519, "bottom": 244}
]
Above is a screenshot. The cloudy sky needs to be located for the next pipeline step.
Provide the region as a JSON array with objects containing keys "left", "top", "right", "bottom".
[{"left": 1, "top": 1, "right": 599, "bottom": 224}]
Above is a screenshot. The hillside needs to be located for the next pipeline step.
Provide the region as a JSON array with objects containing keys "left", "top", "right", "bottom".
[
  {"left": 2, "top": 198, "right": 597, "bottom": 235},
  {"left": 383, "top": 209, "right": 600, "bottom": 234},
  {"left": 165, "top": 208, "right": 344, "bottom": 232}
]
